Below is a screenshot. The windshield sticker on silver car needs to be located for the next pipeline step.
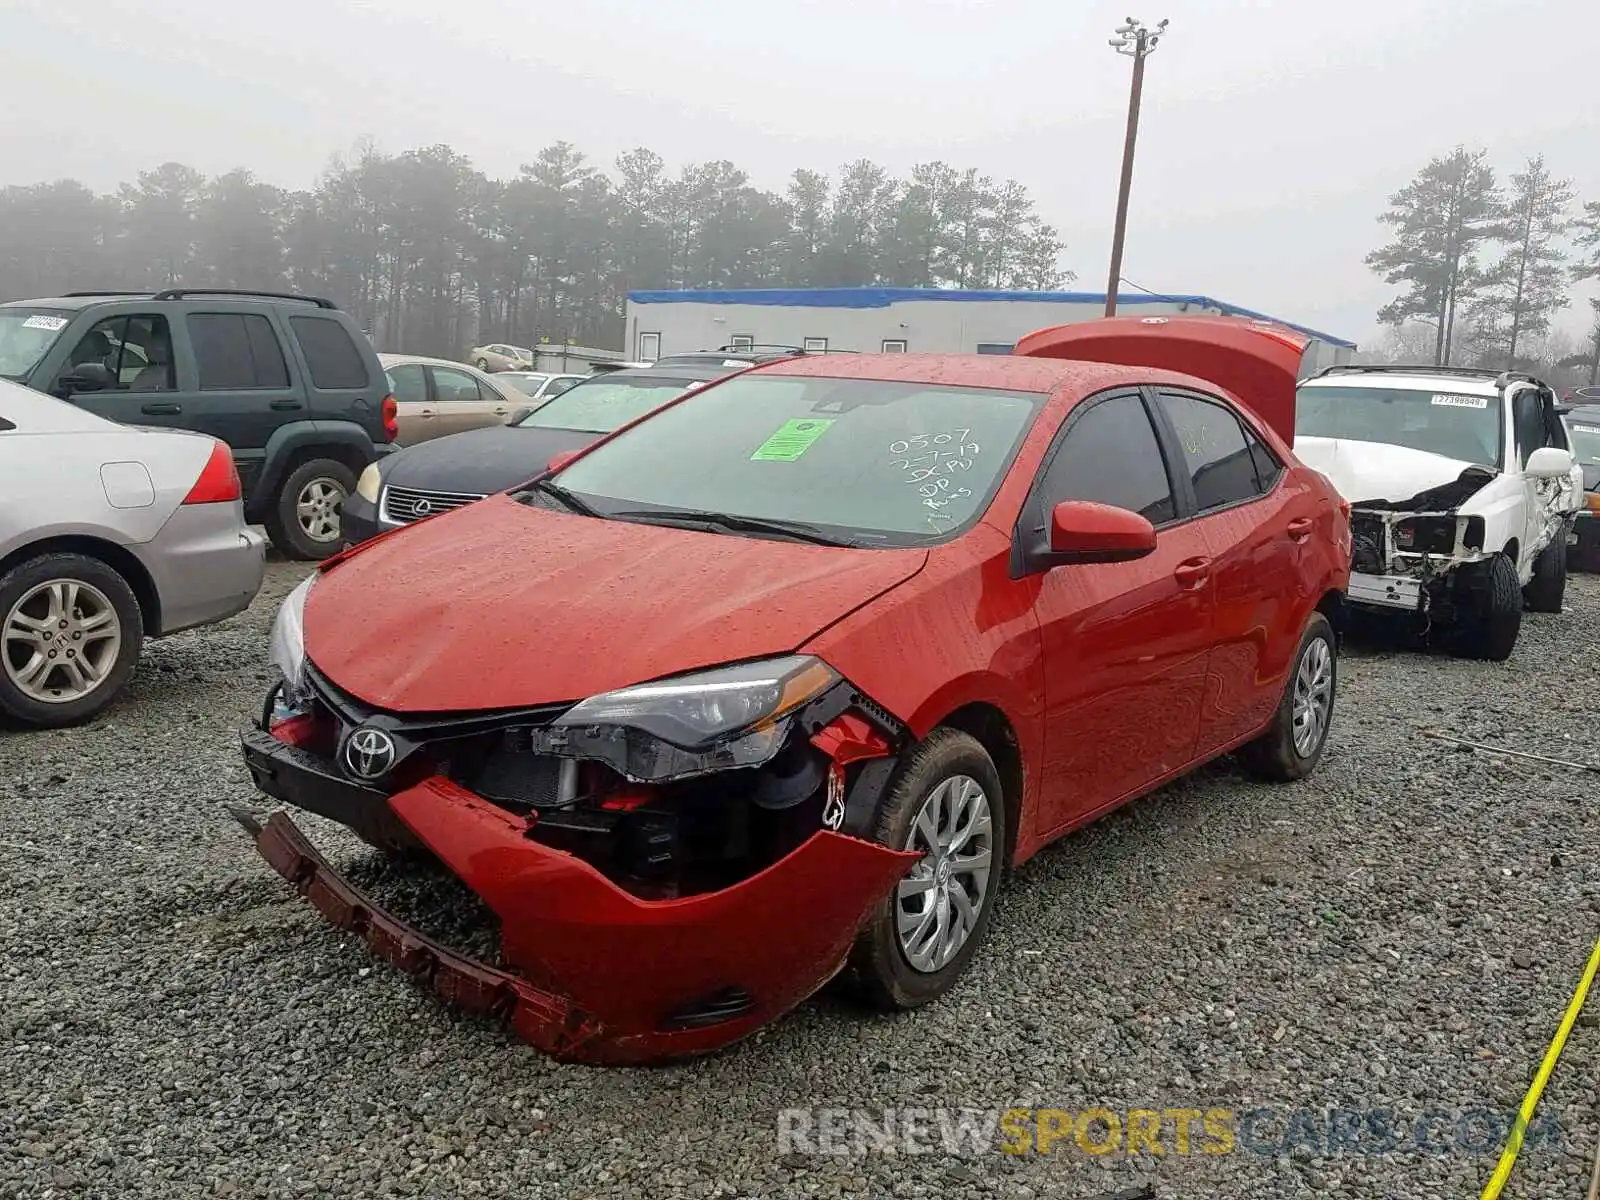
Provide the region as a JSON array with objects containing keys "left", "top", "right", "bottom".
[
  {"left": 22, "top": 315, "right": 68, "bottom": 332},
  {"left": 1572, "top": 424, "right": 1600, "bottom": 435},
  {"left": 1431, "top": 394, "right": 1489, "bottom": 409}
]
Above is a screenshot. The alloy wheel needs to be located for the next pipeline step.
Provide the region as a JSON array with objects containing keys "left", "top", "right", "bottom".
[
  {"left": 897, "top": 774, "right": 994, "bottom": 974},
  {"left": 1291, "top": 635, "right": 1334, "bottom": 757},
  {"left": 296, "top": 477, "right": 348, "bottom": 544},
  {"left": 2, "top": 579, "right": 123, "bottom": 703}
]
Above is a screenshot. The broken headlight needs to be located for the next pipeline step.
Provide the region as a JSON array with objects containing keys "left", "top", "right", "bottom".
[
  {"left": 548, "top": 656, "right": 839, "bottom": 782},
  {"left": 268, "top": 573, "right": 315, "bottom": 708},
  {"left": 1392, "top": 516, "right": 1458, "bottom": 556}
]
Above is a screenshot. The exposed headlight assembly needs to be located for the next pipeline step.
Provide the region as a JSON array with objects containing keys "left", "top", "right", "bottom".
[
  {"left": 268, "top": 574, "right": 316, "bottom": 708},
  {"left": 355, "top": 462, "right": 383, "bottom": 504},
  {"left": 547, "top": 655, "right": 840, "bottom": 782}
]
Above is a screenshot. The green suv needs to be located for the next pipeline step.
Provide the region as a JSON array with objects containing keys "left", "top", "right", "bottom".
[{"left": 0, "top": 289, "right": 397, "bottom": 560}]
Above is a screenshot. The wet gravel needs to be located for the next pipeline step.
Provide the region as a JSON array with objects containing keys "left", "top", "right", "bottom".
[{"left": 3, "top": 559, "right": 1598, "bottom": 1199}]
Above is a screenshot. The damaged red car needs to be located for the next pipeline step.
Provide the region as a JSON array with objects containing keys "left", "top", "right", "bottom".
[{"left": 237, "top": 315, "right": 1351, "bottom": 1064}]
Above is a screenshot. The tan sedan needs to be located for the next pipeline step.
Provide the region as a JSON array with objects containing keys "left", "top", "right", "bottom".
[
  {"left": 378, "top": 354, "right": 526, "bottom": 444},
  {"left": 468, "top": 343, "right": 535, "bottom": 372}
]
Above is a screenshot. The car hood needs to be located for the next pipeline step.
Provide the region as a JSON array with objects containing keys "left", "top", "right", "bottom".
[
  {"left": 304, "top": 494, "right": 929, "bottom": 712},
  {"left": 1293, "top": 436, "right": 1487, "bottom": 506},
  {"left": 385, "top": 424, "right": 600, "bottom": 495}
]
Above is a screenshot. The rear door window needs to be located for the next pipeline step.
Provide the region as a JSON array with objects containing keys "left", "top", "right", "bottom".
[
  {"left": 1156, "top": 390, "right": 1268, "bottom": 513},
  {"left": 188, "top": 313, "right": 290, "bottom": 390},
  {"left": 430, "top": 366, "right": 486, "bottom": 402},
  {"left": 289, "top": 316, "right": 370, "bottom": 389}
]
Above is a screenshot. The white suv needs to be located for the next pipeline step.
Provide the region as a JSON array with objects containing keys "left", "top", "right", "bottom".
[{"left": 1294, "top": 366, "right": 1582, "bottom": 660}]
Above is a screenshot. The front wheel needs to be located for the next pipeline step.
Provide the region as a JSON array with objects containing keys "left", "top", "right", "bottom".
[
  {"left": 847, "top": 728, "right": 1006, "bottom": 1011},
  {"left": 1523, "top": 531, "right": 1568, "bottom": 614},
  {"left": 0, "top": 553, "right": 144, "bottom": 728},
  {"left": 1453, "top": 553, "right": 1522, "bottom": 661},
  {"left": 266, "top": 458, "right": 357, "bottom": 561},
  {"left": 1238, "top": 612, "right": 1337, "bottom": 782}
]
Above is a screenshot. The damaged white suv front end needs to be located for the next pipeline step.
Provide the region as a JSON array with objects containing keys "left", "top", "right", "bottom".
[{"left": 1293, "top": 367, "right": 1581, "bottom": 660}]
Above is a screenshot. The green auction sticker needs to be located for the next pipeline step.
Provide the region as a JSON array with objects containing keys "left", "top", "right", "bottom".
[{"left": 751, "top": 418, "right": 835, "bottom": 461}]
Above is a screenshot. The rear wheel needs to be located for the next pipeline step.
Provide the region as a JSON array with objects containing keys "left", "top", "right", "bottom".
[
  {"left": 1522, "top": 530, "right": 1568, "bottom": 613},
  {"left": 0, "top": 553, "right": 143, "bottom": 728},
  {"left": 1453, "top": 553, "right": 1522, "bottom": 662},
  {"left": 1238, "top": 612, "right": 1337, "bottom": 782},
  {"left": 848, "top": 729, "right": 1006, "bottom": 1011},
  {"left": 266, "top": 458, "right": 356, "bottom": 561},
  {"left": 475, "top": 357, "right": 490, "bottom": 371}
]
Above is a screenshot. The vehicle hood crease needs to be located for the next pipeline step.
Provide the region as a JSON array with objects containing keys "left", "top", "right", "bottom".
[{"left": 303, "top": 494, "right": 929, "bottom": 712}]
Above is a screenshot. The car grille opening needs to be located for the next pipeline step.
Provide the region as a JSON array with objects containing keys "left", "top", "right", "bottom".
[
  {"left": 1350, "top": 515, "right": 1386, "bottom": 574},
  {"left": 381, "top": 484, "right": 487, "bottom": 525},
  {"left": 457, "top": 745, "right": 566, "bottom": 810}
]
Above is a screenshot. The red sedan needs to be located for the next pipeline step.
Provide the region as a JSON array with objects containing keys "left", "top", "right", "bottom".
[{"left": 239, "top": 316, "right": 1351, "bottom": 1063}]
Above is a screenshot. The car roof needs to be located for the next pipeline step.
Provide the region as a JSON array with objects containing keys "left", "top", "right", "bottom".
[
  {"left": 379, "top": 353, "right": 490, "bottom": 371},
  {"left": 1300, "top": 371, "right": 1500, "bottom": 396},
  {"left": 1566, "top": 404, "right": 1600, "bottom": 422},
  {"left": 1, "top": 295, "right": 132, "bottom": 311},
  {"left": 750, "top": 350, "right": 1148, "bottom": 395},
  {"left": 580, "top": 362, "right": 743, "bottom": 384}
]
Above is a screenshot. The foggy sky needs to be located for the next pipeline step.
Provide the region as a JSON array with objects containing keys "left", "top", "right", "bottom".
[{"left": 4, "top": 0, "right": 1597, "bottom": 348}]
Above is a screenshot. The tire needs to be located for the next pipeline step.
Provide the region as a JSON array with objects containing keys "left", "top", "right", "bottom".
[
  {"left": 0, "top": 552, "right": 144, "bottom": 729},
  {"left": 1238, "top": 612, "right": 1337, "bottom": 782},
  {"left": 1455, "top": 553, "right": 1522, "bottom": 662},
  {"left": 475, "top": 358, "right": 490, "bottom": 371},
  {"left": 265, "top": 458, "right": 357, "bottom": 561},
  {"left": 847, "top": 728, "right": 1007, "bottom": 1011},
  {"left": 1522, "top": 530, "right": 1568, "bottom": 614}
]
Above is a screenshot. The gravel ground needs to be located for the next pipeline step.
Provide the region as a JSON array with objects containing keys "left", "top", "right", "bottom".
[{"left": 3, "top": 558, "right": 1598, "bottom": 1200}]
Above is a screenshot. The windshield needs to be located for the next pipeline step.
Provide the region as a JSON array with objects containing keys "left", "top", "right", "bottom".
[
  {"left": 547, "top": 374, "right": 1045, "bottom": 546},
  {"left": 1568, "top": 417, "right": 1600, "bottom": 467},
  {"left": 517, "top": 374, "right": 704, "bottom": 433},
  {"left": 1295, "top": 385, "right": 1503, "bottom": 468},
  {"left": 0, "top": 309, "right": 71, "bottom": 379}
]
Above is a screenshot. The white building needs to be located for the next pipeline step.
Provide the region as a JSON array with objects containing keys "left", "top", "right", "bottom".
[{"left": 624, "top": 288, "right": 1356, "bottom": 377}]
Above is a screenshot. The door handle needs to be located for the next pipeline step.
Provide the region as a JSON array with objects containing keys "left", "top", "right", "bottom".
[
  {"left": 418, "top": 409, "right": 436, "bottom": 419},
  {"left": 1286, "top": 516, "right": 1314, "bottom": 541},
  {"left": 1173, "top": 556, "right": 1212, "bottom": 588},
  {"left": 140, "top": 402, "right": 181, "bottom": 416},
  {"left": 269, "top": 398, "right": 303, "bottom": 411},
  {"left": 493, "top": 407, "right": 509, "bottom": 415}
]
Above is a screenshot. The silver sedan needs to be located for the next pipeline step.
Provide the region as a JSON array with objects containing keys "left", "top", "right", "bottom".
[{"left": 0, "top": 379, "right": 266, "bottom": 727}]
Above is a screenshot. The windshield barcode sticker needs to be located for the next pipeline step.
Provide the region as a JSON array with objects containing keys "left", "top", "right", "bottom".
[
  {"left": 752, "top": 418, "right": 834, "bottom": 461},
  {"left": 22, "top": 314, "right": 68, "bottom": 332},
  {"left": 1573, "top": 424, "right": 1600, "bottom": 435},
  {"left": 1431, "top": 394, "right": 1488, "bottom": 409}
]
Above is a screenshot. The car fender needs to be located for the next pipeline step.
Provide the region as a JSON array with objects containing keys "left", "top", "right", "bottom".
[
  {"left": 1458, "top": 478, "right": 1528, "bottom": 558},
  {"left": 252, "top": 420, "right": 381, "bottom": 518}
]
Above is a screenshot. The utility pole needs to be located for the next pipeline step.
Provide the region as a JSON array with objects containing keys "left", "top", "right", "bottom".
[{"left": 1104, "top": 17, "right": 1169, "bottom": 318}]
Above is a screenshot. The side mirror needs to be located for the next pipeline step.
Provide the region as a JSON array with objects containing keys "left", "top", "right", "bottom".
[
  {"left": 508, "top": 407, "right": 533, "bottom": 425},
  {"left": 1046, "top": 500, "right": 1157, "bottom": 564},
  {"left": 1527, "top": 446, "right": 1575, "bottom": 479},
  {"left": 546, "top": 449, "right": 581, "bottom": 474},
  {"left": 54, "top": 363, "right": 114, "bottom": 397}
]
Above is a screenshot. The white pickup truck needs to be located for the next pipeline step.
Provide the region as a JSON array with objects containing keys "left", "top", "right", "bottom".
[{"left": 1293, "top": 366, "right": 1582, "bottom": 661}]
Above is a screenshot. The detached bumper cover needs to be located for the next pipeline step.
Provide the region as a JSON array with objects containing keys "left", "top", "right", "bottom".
[{"left": 235, "top": 768, "right": 917, "bottom": 1063}]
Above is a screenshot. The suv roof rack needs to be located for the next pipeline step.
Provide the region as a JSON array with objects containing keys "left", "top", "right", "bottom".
[
  {"left": 149, "top": 288, "right": 338, "bottom": 309},
  {"left": 1310, "top": 363, "right": 1547, "bottom": 390},
  {"left": 61, "top": 290, "right": 157, "bottom": 298}
]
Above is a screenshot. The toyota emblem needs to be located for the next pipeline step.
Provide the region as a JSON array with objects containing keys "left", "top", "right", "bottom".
[
  {"left": 342, "top": 726, "right": 397, "bottom": 780},
  {"left": 413, "top": 498, "right": 433, "bottom": 517}
]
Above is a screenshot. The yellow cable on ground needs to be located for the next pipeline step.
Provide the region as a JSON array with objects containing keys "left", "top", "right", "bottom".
[{"left": 1480, "top": 934, "right": 1600, "bottom": 1200}]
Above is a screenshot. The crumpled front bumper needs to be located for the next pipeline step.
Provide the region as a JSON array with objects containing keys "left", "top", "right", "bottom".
[{"left": 234, "top": 755, "right": 917, "bottom": 1064}]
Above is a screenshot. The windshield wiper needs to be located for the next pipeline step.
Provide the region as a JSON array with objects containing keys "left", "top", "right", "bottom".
[
  {"left": 609, "top": 507, "right": 861, "bottom": 547},
  {"left": 527, "top": 479, "right": 603, "bottom": 517}
]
